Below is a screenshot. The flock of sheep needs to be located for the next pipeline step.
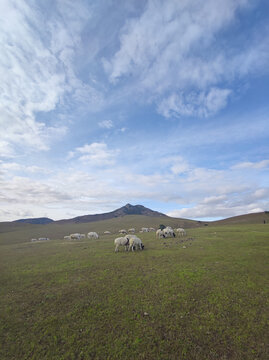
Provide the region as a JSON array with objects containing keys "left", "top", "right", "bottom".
[
  {"left": 114, "top": 226, "right": 186, "bottom": 252},
  {"left": 63, "top": 232, "right": 99, "bottom": 240},
  {"left": 114, "top": 234, "right": 144, "bottom": 252},
  {"left": 31, "top": 237, "right": 50, "bottom": 242},
  {"left": 31, "top": 226, "right": 187, "bottom": 252}
]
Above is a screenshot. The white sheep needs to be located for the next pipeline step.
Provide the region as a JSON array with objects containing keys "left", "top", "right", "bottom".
[
  {"left": 87, "top": 232, "right": 99, "bottom": 239},
  {"left": 119, "top": 229, "right": 127, "bottom": 234},
  {"left": 163, "top": 227, "right": 176, "bottom": 238},
  {"left": 70, "top": 233, "right": 81, "bottom": 240},
  {"left": 128, "top": 236, "right": 144, "bottom": 251},
  {"left": 176, "top": 228, "right": 186, "bottom": 236},
  {"left": 114, "top": 237, "right": 129, "bottom": 252},
  {"left": 156, "top": 229, "right": 165, "bottom": 238}
]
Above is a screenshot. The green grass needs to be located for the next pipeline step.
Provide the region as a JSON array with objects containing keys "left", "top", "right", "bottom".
[
  {"left": 0, "top": 215, "right": 200, "bottom": 246},
  {"left": 1, "top": 224, "right": 268, "bottom": 359}
]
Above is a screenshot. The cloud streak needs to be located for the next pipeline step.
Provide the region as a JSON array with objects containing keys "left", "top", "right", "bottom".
[
  {"left": 0, "top": 0, "right": 103, "bottom": 156},
  {"left": 70, "top": 142, "right": 119, "bottom": 166},
  {"left": 104, "top": 0, "right": 269, "bottom": 117}
]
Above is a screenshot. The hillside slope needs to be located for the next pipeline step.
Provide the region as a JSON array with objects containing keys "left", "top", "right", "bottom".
[
  {"left": 0, "top": 214, "right": 200, "bottom": 245},
  {"left": 212, "top": 211, "right": 269, "bottom": 225}
]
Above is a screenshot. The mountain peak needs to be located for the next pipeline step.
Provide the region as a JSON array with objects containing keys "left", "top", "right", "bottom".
[
  {"left": 117, "top": 204, "right": 166, "bottom": 216},
  {"left": 57, "top": 204, "right": 167, "bottom": 224}
]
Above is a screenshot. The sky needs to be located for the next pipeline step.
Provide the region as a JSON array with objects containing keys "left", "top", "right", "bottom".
[{"left": 0, "top": 0, "right": 269, "bottom": 222}]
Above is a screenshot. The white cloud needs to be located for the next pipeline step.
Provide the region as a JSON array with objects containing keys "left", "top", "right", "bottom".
[
  {"left": 72, "top": 142, "right": 119, "bottom": 165},
  {"left": 98, "top": 120, "right": 114, "bottom": 129},
  {"left": 166, "top": 166, "right": 269, "bottom": 219},
  {"left": 167, "top": 202, "right": 266, "bottom": 220},
  {"left": 0, "top": 161, "right": 21, "bottom": 172},
  {"left": 167, "top": 156, "right": 190, "bottom": 175},
  {"left": 0, "top": 153, "right": 268, "bottom": 221},
  {"left": 105, "top": 0, "right": 246, "bottom": 83},
  {"left": 250, "top": 188, "right": 269, "bottom": 201},
  {"left": 0, "top": 0, "right": 103, "bottom": 156},
  {"left": 202, "top": 195, "right": 228, "bottom": 205},
  {"left": 109, "top": 1, "right": 233, "bottom": 79},
  {"left": 0, "top": 161, "right": 52, "bottom": 175},
  {"left": 0, "top": 0, "right": 67, "bottom": 152},
  {"left": 158, "top": 88, "right": 232, "bottom": 118},
  {"left": 104, "top": 0, "right": 268, "bottom": 117},
  {"left": 232, "top": 160, "right": 269, "bottom": 170},
  {"left": 0, "top": 176, "right": 72, "bottom": 205}
]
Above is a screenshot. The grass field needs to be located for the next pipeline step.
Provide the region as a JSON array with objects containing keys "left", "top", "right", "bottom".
[{"left": 1, "top": 223, "right": 268, "bottom": 359}]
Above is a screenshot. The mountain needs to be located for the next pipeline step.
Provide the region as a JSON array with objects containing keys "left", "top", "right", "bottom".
[
  {"left": 56, "top": 203, "right": 167, "bottom": 224},
  {"left": 8, "top": 206, "right": 269, "bottom": 227},
  {"left": 13, "top": 217, "right": 54, "bottom": 225}
]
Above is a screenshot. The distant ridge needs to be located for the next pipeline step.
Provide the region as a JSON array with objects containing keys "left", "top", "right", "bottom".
[
  {"left": 56, "top": 203, "right": 167, "bottom": 224},
  {"left": 212, "top": 211, "right": 269, "bottom": 225},
  {"left": 13, "top": 217, "right": 54, "bottom": 225},
  {"left": 8, "top": 207, "right": 269, "bottom": 226}
]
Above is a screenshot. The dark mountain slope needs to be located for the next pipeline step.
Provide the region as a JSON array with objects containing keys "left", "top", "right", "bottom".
[
  {"left": 56, "top": 203, "right": 167, "bottom": 224},
  {"left": 13, "top": 217, "right": 54, "bottom": 225}
]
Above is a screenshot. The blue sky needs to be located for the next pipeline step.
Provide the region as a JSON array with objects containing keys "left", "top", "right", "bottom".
[{"left": 0, "top": 0, "right": 269, "bottom": 221}]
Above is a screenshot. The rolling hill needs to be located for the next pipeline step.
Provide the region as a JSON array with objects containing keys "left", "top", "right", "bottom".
[
  {"left": 0, "top": 204, "right": 268, "bottom": 245},
  {"left": 212, "top": 211, "right": 269, "bottom": 225},
  {"left": 0, "top": 204, "right": 199, "bottom": 245}
]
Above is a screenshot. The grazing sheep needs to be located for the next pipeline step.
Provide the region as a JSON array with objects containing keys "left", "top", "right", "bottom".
[
  {"left": 176, "top": 228, "right": 186, "bottom": 236},
  {"left": 125, "top": 234, "right": 138, "bottom": 241},
  {"left": 38, "top": 237, "right": 50, "bottom": 241},
  {"left": 64, "top": 235, "right": 71, "bottom": 240},
  {"left": 141, "top": 227, "right": 149, "bottom": 232},
  {"left": 163, "top": 227, "right": 176, "bottom": 238},
  {"left": 87, "top": 232, "right": 99, "bottom": 239},
  {"left": 119, "top": 229, "right": 127, "bottom": 234},
  {"left": 128, "top": 236, "right": 144, "bottom": 251},
  {"left": 70, "top": 233, "right": 82, "bottom": 240},
  {"left": 114, "top": 237, "right": 129, "bottom": 252},
  {"left": 156, "top": 229, "right": 165, "bottom": 238},
  {"left": 128, "top": 228, "right": 135, "bottom": 233},
  {"left": 104, "top": 231, "right": 111, "bottom": 234}
]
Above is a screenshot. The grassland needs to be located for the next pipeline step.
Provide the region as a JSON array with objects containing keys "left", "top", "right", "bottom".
[
  {"left": 0, "top": 215, "right": 200, "bottom": 246},
  {"left": 1, "top": 223, "right": 268, "bottom": 359}
]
